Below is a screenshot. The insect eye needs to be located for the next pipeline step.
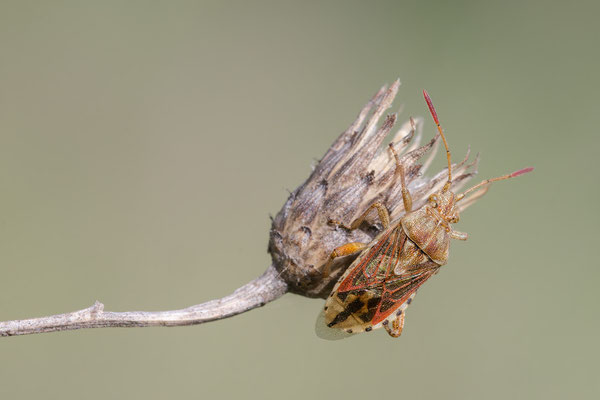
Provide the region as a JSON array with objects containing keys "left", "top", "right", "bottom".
[{"left": 428, "top": 195, "right": 438, "bottom": 208}]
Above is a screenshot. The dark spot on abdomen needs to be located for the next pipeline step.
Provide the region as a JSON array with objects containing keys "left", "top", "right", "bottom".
[{"left": 327, "top": 298, "right": 364, "bottom": 327}]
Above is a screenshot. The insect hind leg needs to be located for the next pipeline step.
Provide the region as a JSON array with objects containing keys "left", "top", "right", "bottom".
[
  {"left": 384, "top": 311, "right": 405, "bottom": 338},
  {"left": 383, "top": 293, "right": 416, "bottom": 337}
]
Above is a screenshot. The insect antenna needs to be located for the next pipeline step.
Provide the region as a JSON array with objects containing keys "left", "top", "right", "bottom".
[
  {"left": 456, "top": 167, "right": 534, "bottom": 201},
  {"left": 423, "top": 90, "right": 453, "bottom": 190}
]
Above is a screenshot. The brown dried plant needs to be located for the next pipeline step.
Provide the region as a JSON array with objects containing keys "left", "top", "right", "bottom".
[{"left": 0, "top": 80, "right": 478, "bottom": 337}]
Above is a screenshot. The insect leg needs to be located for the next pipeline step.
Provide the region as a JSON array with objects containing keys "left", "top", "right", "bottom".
[
  {"left": 450, "top": 230, "right": 468, "bottom": 240},
  {"left": 388, "top": 143, "right": 413, "bottom": 213},
  {"left": 328, "top": 202, "right": 390, "bottom": 231},
  {"left": 322, "top": 242, "right": 368, "bottom": 277},
  {"left": 384, "top": 311, "right": 405, "bottom": 338}
]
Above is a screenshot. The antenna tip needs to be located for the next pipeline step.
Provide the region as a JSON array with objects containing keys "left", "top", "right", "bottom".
[
  {"left": 423, "top": 89, "right": 440, "bottom": 125},
  {"left": 511, "top": 167, "right": 534, "bottom": 178}
]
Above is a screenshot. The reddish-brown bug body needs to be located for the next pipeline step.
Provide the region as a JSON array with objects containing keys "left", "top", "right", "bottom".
[{"left": 320, "top": 90, "right": 533, "bottom": 338}]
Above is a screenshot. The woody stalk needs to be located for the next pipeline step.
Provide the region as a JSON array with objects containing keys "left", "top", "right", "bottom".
[{"left": 0, "top": 80, "right": 479, "bottom": 337}]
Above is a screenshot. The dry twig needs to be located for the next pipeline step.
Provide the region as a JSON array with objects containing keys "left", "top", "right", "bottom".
[{"left": 1, "top": 265, "right": 285, "bottom": 336}]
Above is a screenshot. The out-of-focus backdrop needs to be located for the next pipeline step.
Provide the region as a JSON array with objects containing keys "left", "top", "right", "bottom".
[{"left": 0, "top": 1, "right": 597, "bottom": 399}]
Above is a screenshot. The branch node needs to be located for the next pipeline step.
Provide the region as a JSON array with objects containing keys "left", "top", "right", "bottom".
[{"left": 89, "top": 301, "right": 104, "bottom": 317}]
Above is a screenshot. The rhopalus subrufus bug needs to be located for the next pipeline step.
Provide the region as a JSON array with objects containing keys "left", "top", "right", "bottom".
[{"left": 319, "top": 90, "right": 533, "bottom": 339}]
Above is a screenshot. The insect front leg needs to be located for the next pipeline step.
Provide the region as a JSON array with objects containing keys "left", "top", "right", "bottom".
[
  {"left": 383, "top": 311, "right": 405, "bottom": 338},
  {"left": 328, "top": 202, "right": 390, "bottom": 231},
  {"left": 389, "top": 143, "right": 413, "bottom": 213},
  {"left": 322, "top": 242, "right": 368, "bottom": 277}
]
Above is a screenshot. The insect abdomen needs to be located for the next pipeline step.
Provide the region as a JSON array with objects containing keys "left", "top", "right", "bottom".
[{"left": 324, "top": 291, "right": 381, "bottom": 332}]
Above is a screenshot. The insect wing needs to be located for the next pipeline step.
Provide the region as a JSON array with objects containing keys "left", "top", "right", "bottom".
[
  {"left": 315, "top": 309, "right": 357, "bottom": 340},
  {"left": 323, "top": 225, "right": 439, "bottom": 335},
  {"left": 370, "top": 264, "right": 438, "bottom": 325},
  {"left": 337, "top": 227, "right": 403, "bottom": 293}
]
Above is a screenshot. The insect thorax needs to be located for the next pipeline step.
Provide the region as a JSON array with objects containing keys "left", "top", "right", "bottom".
[{"left": 401, "top": 206, "right": 450, "bottom": 265}]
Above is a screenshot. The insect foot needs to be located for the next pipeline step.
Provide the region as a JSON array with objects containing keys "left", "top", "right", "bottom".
[{"left": 268, "top": 80, "right": 480, "bottom": 299}]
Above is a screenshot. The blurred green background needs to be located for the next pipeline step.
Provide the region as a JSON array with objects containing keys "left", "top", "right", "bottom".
[{"left": 0, "top": 1, "right": 597, "bottom": 399}]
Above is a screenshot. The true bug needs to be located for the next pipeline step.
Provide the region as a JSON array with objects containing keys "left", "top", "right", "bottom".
[{"left": 319, "top": 90, "right": 533, "bottom": 338}]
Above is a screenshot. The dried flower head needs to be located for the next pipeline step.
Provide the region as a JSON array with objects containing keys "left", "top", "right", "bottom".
[{"left": 269, "top": 80, "right": 478, "bottom": 298}]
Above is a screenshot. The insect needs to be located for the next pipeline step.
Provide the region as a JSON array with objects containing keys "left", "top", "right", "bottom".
[{"left": 319, "top": 90, "right": 533, "bottom": 338}]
